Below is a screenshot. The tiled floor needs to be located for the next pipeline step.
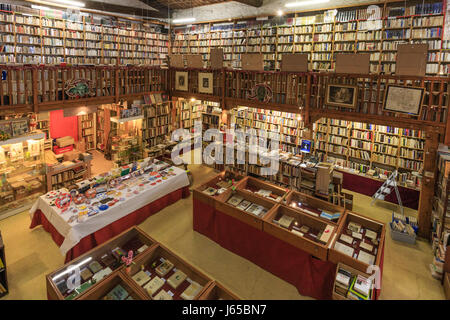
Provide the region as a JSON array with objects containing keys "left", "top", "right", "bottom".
[{"left": 0, "top": 159, "right": 445, "bottom": 299}]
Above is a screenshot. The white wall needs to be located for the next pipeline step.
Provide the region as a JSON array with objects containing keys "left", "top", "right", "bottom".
[{"left": 172, "top": 0, "right": 383, "bottom": 23}]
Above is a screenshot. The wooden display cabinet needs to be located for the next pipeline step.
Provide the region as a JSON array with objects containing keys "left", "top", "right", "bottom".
[
  {"left": 199, "top": 281, "right": 240, "bottom": 300},
  {"left": 284, "top": 190, "right": 345, "bottom": 226},
  {"left": 0, "top": 231, "right": 8, "bottom": 298},
  {"left": 444, "top": 272, "right": 450, "bottom": 300},
  {"left": 46, "top": 227, "right": 157, "bottom": 300},
  {"left": 263, "top": 205, "right": 337, "bottom": 261},
  {"left": 126, "top": 244, "right": 212, "bottom": 300},
  {"left": 216, "top": 189, "right": 277, "bottom": 231},
  {"left": 332, "top": 262, "right": 374, "bottom": 301},
  {"left": 237, "top": 176, "right": 290, "bottom": 204},
  {"left": 79, "top": 272, "right": 147, "bottom": 300},
  {"left": 193, "top": 170, "right": 245, "bottom": 207},
  {"left": 328, "top": 211, "right": 386, "bottom": 273}
]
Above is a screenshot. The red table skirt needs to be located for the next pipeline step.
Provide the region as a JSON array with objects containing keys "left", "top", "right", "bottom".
[
  {"left": 339, "top": 170, "right": 419, "bottom": 210},
  {"left": 31, "top": 186, "right": 190, "bottom": 263},
  {"left": 193, "top": 198, "right": 336, "bottom": 300}
]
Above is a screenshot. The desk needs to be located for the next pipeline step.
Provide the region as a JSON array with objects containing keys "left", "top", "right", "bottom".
[{"left": 30, "top": 166, "right": 190, "bottom": 263}]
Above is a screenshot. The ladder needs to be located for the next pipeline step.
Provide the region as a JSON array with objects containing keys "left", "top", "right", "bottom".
[{"left": 371, "top": 170, "right": 404, "bottom": 216}]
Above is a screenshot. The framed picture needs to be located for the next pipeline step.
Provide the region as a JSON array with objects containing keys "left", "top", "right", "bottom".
[
  {"left": 325, "top": 84, "right": 358, "bottom": 109},
  {"left": 198, "top": 72, "right": 213, "bottom": 94},
  {"left": 175, "top": 71, "right": 188, "bottom": 91},
  {"left": 11, "top": 119, "right": 29, "bottom": 137},
  {"left": 383, "top": 85, "right": 425, "bottom": 116},
  {"left": 0, "top": 121, "right": 12, "bottom": 138}
]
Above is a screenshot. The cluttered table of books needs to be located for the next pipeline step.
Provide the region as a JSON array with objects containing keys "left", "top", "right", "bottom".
[
  {"left": 193, "top": 170, "right": 386, "bottom": 300},
  {"left": 30, "top": 159, "right": 190, "bottom": 262},
  {"left": 47, "top": 226, "right": 240, "bottom": 300}
]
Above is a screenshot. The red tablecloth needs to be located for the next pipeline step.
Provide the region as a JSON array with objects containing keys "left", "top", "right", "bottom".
[
  {"left": 339, "top": 170, "right": 419, "bottom": 210},
  {"left": 193, "top": 198, "right": 336, "bottom": 300},
  {"left": 31, "top": 186, "right": 190, "bottom": 263}
]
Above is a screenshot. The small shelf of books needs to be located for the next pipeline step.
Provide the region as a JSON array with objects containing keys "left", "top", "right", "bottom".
[
  {"left": 263, "top": 205, "right": 336, "bottom": 261},
  {"left": 217, "top": 188, "right": 277, "bottom": 231},
  {"left": 333, "top": 262, "right": 375, "bottom": 300},
  {"left": 284, "top": 190, "right": 345, "bottom": 226},
  {"left": 237, "top": 176, "right": 289, "bottom": 204},
  {"left": 329, "top": 211, "right": 386, "bottom": 272}
]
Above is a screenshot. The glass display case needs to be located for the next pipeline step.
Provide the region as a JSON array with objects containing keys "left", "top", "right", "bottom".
[
  {"left": 46, "top": 227, "right": 157, "bottom": 300},
  {"left": 0, "top": 132, "right": 46, "bottom": 218},
  {"left": 237, "top": 176, "right": 289, "bottom": 204}
]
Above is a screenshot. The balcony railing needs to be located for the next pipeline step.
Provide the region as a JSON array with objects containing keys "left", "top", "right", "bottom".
[{"left": 1, "top": 64, "right": 449, "bottom": 130}]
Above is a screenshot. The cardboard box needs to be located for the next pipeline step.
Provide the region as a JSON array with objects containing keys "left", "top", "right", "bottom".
[
  {"left": 63, "top": 150, "right": 80, "bottom": 162},
  {"left": 335, "top": 53, "right": 370, "bottom": 74},
  {"left": 185, "top": 54, "right": 204, "bottom": 69},
  {"left": 210, "top": 48, "right": 224, "bottom": 69},
  {"left": 316, "top": 162, "right": 333, "bottom": 194},
  {"left": 56, "top": 136, "right": 75, "bottom": 148},
  {"left": 396, "top": 44, "right": 428, "bottom": 77},
  {"left": 169, "top": 54, "right": 184, "bottom": 68},
  {"left": 281, "top": 54, "right": 309, "bottom": 72}
]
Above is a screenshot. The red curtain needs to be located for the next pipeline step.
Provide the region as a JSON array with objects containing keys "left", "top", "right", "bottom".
[{"left": 50, "top": 109, "right": 79, "bottom": 141}]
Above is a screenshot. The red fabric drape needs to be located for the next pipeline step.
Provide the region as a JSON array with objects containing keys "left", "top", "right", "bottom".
[{"left": 30, "top": 187, "right": 190, "bottom": 263}]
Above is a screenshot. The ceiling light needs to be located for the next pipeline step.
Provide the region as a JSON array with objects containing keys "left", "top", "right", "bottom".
[
  {"left": 31, "top": 5, "right": 52, "bottom": 10},
  {"left": 173, "top": 17, "right": 196, "bottom": 24},
  {"left": 277, "top": 10, "right": 283, "bottom": 16},
  {"left": 285, "top": 0, "right": 330, "bottom": 8},
  {"left": 47, "top": 0, "right": 85, "bottom": 7}
]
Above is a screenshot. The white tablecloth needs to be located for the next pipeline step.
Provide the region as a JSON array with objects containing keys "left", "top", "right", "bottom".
[{"left": 30, "top": 166, "right": 190, "bottom": 256}]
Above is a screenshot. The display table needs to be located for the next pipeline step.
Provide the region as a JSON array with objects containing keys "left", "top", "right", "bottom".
[
  {"left": 338, "top": 170, "right": 419, "bottom": 210},
  {"left": 30, "top": 166, "right": 190, "bottom": 263},
  {"left": 193, "top": 198, "right": 336, "bottom": 300}
]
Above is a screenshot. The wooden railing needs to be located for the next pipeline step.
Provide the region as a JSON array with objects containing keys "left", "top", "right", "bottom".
[
  {"left": 0, "top": 65, "right": 168, "bottom": 112},
  {"left": 1, "top": 64, "right": 449, "bottom": 132}
]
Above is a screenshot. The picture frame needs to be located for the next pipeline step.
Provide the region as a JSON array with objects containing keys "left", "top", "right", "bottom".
[
  {"left": 325, "top": 84, "right": 358, "bottom": 109},
  {"left": 383, "top": 85, "right": 425, "bottom": 116},
  {"left": 198, "top": 72, "right": 213, "bottom": 94},
  {"left": 0, "top": 120, "right": 12, "bottom": 138},
  {"left": 175, "top": 71, "right": 188, "bottom": 92},
  {"left": 11, "top": 119, "right": 29, "bottom": 137}
]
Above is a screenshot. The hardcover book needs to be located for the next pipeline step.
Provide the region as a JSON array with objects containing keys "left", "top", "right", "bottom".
[
  {"left": 181, "top": 281, "right": 203, "bottom": 300},
  {"left": 359, "top": 241, "right": 374, "bottom": 252},
  {"left": 167, "top": 269, "right": 187, "bottom": 289},
  {"left": 236, "top": 200, "right": 252, "bottom": 211},
  {"left": 227, "top": 195, "right": 244, "bottom": 207},
  {"left": 357, "top": 250, "right": 375, "bottom": 265},
  {"left": 92, "top": 267, "right": 113, "bottom": 283},
  {"left": 153, "top": 290, "right": 173, "bottom": 300},
  {"left": 340, "top": 234, "right": 354, "bottom": 245},
  {"left": 88, "top": 261, "right": 103, "bottom": 274},
  {"left": 80, "top": 268, "right": 93, "bottom": 282},
  {"left": 278, "top": 215, "right": 295, "bottom": 229},
  {"left": 203, "top": 187, "right": 218, "bottom": 196},
  {"left": 334, "top": 241, "right": 355, "bottom": 257},
  {"left": 132, "top": 270, "right": 151, "bottom": 287},
  {"left": 155, "top": 260, "right": 174, "bottom": 277},
  {"left": 348, "top": 222, "right": 362, "bottom": 233},
  {"left": 144, "top": 276, "right": 165, "bottom": 296},
  {"left": 103, "top": 284, "right": 129, "bottom": 300}
]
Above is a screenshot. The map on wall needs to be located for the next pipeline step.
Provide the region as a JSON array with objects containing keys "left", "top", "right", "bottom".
[{"left": 383, "top": 85, "right": 424, "bottom": 116}]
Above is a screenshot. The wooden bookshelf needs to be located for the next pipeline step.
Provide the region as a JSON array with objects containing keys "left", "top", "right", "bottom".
[
  {"left": 78, "top": 113, "right": 96, "bottom": 151},
  {"left": 142, "top": 103, "right": 171, "bottom": 149},
  {"left": 0, "top": 8, "right": 169, "bottom": 66},
  {"left": 46, "top": 160, "right": 91, "bottom": 192},
  {"left": 0, "top": 231, "right": 8, "bottom": 298},
  {"left": 170, "top": 0, "right": 447, "bottom": 75}
]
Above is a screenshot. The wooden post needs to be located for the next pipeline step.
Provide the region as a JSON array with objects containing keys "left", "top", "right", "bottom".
[
  {"left": 32, "top": 67, "right": 38, "bottom": 113},
  {"left": 114, "top": 68, "right": 119, "bottom": 103},
  {"left": 417, "top": 128, "right": 440, "bottom": 238}
]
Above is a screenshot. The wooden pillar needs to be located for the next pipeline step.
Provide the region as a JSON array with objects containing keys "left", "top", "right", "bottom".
[
  {"left": 417, "top": 127, "right": 440, "bottom": 238},
  {"left": 31, "top": 67, "right": 38, "bottom": 113},
  {"left": 114, "top": 68, "right": 119, "bottom": 103}
]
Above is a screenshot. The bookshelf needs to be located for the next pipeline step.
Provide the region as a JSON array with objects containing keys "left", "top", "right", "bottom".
[
  {"left": 96, "top": 106, "right": 106, "bottom": 152},
  {"left": 431, "top": 146, "right": 450, "bottom": 280},
  {"left": 0, "top": 6, "right": 169, "bottom": 66},
  {"left": 46, "top": 160, "right": 91, "bottom": 192},
  {"left": 170, "top": 0, "right": 447, "bottom": 75},
  {"left": 142, "top": 103, "right": 172, "bottom": 149},
  {"left": 78, "top": 113, "right": 96, "bottom": 151},
  {"left": 0, "top": 231, "right": 7, "bottom": 298},
  {"left": 313, "top": 118, "right": 424, "bottom": 190}
]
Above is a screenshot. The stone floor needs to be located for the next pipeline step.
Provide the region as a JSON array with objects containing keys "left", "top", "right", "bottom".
[{"left": 0, "top": 156, "right": 445, "bottom": 299}]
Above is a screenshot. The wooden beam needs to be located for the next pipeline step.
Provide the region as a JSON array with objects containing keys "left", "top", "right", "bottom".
[
  {"left": 234, "top": 0, "right": 263, "bottom": 7},
  {"left": 85, "top": 1, "right": 168, "bottom": 18}
]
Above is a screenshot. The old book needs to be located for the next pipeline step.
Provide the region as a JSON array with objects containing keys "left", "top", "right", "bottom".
[
  {"left": 336, "top": 268, "right": 352, "bottom": 287},
  {"left": 144, "top": 276, "right": 165, "bottom": 296},
  {"left": 227, "top": 195, "right": 244, "bottom": 207},
  {"left": 236, "top": 200, "right": 252, "bottom": 211},
  {"left": 181, "top": 281, "right": 203, "bottom": 300},
  {"left": 291, "top": 229, "right": 304, "bottom": 237},
  {"left": 155, "top": 260, "right": 174, "bottom": 277},
  {"left": 167, "top": 269, "right": 187, "bottom": 289},
  {"left": 357, "top": 251, "right": 375, "bottom": 265},
  {"left": 340, "top": 234, "right": 354, "bottom": 245},
  {"left": 278, "top": 215, "right": 295, "bottom": 229},
  {"left": 137, "top": 244, "right": 149, "bottom": 254},
  {"left": 299, "top": 225, "right": 310, "bottom": 234},
  {"left": 352, "top": 232, "right": 363, "bottom": 240},
  {"left": 132, "top": 270, "right": 151, "bottom": 287},
  {"left": 348, "top": 222, "right": 362, "bottom": 233},
  {"left": 353, "top": 274, "right": 372, "bottom": 297},
  {"left": 365, "top": 229, "right": 377, "bottom": 240},
  {"left": 359, "top": 241, "right": 374, "bottom": 252},
  {"left": 80, "top": 268, "right": 93, "bottom": 282},
  {"left": 104, "top": 284, "right": 129, "bottom": 300},
  {"left": 203, "top": 187, "right": 218, "bottom": 196},
  {"left": 92, "top": 267, "right": 112, "bottom": 283},
  {"left": 319, "top": 225, "right": 335, "bottom": 243},
  {"left": 334, "top": 242, "right": 355, "bottom": 257},
  {"left": 88, "top": 261, "right": 103, "bottom": 274},
  {"left": 153, "top": 290, "right": 173, "bottom": 300}
]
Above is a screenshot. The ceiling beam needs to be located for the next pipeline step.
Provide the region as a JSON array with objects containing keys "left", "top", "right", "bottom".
[
  {"left": 86, "top": 1, "right": 168, "bottom": 18},
  {"left": 234, "top": 0, "right": 263, "bottom": 7}
]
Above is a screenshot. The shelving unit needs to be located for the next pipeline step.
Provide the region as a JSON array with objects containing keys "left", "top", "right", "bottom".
[
  {"left": 142, "top": 103, "right": 171, "bottom": 149},
  {"left": 78, "top": 113, "right": 96, "bottom": 151},
  {"left": 171, "top": 0, "right": 447, "bottom": 75},
  {"left": 0, "top": 231, "right": 8, "bottom": 298},
  {"left": 0, "top": 7, "right": 168, "bottom": 65},
  {"left": 313, "top": 118, "right": 424, "bottom": 189},
  {"left": 46, "top": 160, "right": 91, "bottom": 192}
]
